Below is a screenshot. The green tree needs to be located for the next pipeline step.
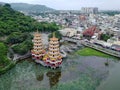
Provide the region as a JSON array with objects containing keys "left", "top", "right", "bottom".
[
  {"left": 100, "top": 34, "right": 111, "bottom": 41},
  {"left": 4, "top": 4, "right": 11, "bottom": 8},
  {"left": 6, "top": 32, "right": 33, "bottom": 44},
  {"left": 0, "top": 5, "right": 60, "bottom": 36},
  {"left": 12, "top": 40, "right": 33, "bottom": 55},
  {"left": 0, "top": 42, "right": 10, "bottom": 67},
  {"left": 6, "top": 32, "right": 22, "bottom": 44}
]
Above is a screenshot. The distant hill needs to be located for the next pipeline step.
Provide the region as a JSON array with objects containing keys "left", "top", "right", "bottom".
[
  {"left": 0, "top": 3, "right": 37, "bottom": 35},
  {"left": 0, "top": 4, "right": 59, "bottom": 36},
  {"left": 10, "top": 3, "right": 55, "bottom": 13}
]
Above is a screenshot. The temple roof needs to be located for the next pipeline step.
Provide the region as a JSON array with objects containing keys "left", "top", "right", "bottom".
[{"left": 83, "top": 26, "right": 100, "bottom": 37}]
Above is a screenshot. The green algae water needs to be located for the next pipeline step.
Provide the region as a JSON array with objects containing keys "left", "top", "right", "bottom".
[
  {"left": 97, "top": 61, "right": 120, "bottom": 90},
  {"left": 0, "top": 55, "right": 117, "bottom": 90}
]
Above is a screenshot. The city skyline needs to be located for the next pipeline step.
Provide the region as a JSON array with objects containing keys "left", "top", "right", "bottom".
[{"left": 0, "top": 0, "right": 120, "bottom": 10}]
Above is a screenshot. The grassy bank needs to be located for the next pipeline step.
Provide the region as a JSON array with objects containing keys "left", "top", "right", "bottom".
[
  {"left": 0, "top": 61, "right": 16, "bottom": 75},
  {"left": 0, "top": 42, "right": 16, "bottom": 74},
  {"left": 76, "top": 47, "right": 117, "bottom": 59}
]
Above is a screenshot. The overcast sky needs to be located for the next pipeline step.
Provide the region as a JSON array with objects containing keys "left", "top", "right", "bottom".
[{"left": 0, "top": 0, "right": 120, "bottom": 10}]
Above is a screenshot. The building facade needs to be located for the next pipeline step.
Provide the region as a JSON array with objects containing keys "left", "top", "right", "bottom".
[{"left": 81, "top": 7, "right": 98, "bottom": 14}]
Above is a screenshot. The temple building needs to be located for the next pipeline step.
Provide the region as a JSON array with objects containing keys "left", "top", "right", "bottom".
[
  {"left": 31, "top": 31, "right": 46, "bottom": 60},
  {"left": 31, "top": 31, "right": 63, "bottom": 69},
  {"left": 43, "top": 33, "right": 62, "bottom": 68}
]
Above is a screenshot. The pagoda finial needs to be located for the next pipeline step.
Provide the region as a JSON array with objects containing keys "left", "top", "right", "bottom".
[
  {"left": 53, "top": 32, "right": 56, "bottom": 38},
  {"left": 37, "top": 29, "right": 39, "bottom": 33}
]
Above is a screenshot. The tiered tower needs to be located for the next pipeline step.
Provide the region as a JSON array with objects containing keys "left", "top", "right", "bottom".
[
  {"left": 43, "top": 33, "right": 62, "bottom": 68},
  {"left": 31, "top": 31, "right": 45, "bottom": 60}
]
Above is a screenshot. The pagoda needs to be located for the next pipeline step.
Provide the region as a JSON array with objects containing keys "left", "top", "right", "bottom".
[
  {"left": 31, "top": 30, "right": 45, "bottom": 60},
  {"left": 43, "top": 33, "right": 62, "bottom": 68}
]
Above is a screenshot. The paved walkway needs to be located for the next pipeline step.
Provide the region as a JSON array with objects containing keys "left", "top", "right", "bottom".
[{"left": 63, "top": 37, "right": 120, "bottom": 58}]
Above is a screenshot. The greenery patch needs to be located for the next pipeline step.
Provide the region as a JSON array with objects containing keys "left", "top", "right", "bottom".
[
  {"left": 76, "top": 47, "right": 117, "bottom": 59},
  {"left": 0, "top": 4, "right": 60, "bottom": 36},
  {"left": 0, "top": 42, "right": 15, "bottom": 74}
]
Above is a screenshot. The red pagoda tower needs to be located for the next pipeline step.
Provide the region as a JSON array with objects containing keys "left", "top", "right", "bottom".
[
  {"left": 43, "top": 33, "right": 62, "bottom": 68},
  {"left": 31, "top": 31, "right": 45, "bottom": 60}
]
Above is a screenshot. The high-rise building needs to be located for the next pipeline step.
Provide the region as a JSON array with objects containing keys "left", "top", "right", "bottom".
[{"left": 81, "top": 7, "right": 98, "bottom": 14}]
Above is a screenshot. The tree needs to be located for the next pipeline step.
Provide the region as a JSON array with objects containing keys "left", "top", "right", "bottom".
[
  {"left": 0, "top": 42, "right": 10, "bottom": 67},
  {"left": 12, "top": 40, "right": 33, "bottom": 55},
  {"left": 6, "top": 32, "right": 22, "bottom": 44},
  {"left": 0, "top": 5, "right": 60, "bottom": 36},
  {"left": 100, "top": 34, "right": 111, "bottom": 41},
  {"left": 4, "top": 4, "right": 11, "bottom": 8},
  {"left": 6, "top": 32, "right": 33, "bottom": 44}
]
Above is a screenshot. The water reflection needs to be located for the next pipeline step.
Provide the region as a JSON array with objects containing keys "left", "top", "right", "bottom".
[
  {"left": 36, "top": 74, "right": 44, "bottom": 81},
  {"left": 46, "top": 70, "right": 61, "bottom": 88},
  {"left": 0, "top": 56, "right": 116, "bottom": 90},
  {"left": 35, "top": 66, "right": 44, "bottom": 81},
  {"left": 36, "top": 70, "right": 61, "bottom": 88},
  {"left": 35, "top": 65, "right": 61, "bottom": 88}
]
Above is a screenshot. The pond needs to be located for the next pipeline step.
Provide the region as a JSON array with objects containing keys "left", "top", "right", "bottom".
[
  {"left": 0, "top": 54, "right": 118, "bottom": 90},
  {"left": 97, "top": 61, "right": 120, "bottom": 90}
]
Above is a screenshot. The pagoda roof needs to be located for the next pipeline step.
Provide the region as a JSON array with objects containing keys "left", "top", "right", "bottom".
[{"left": 50, "top": 37, "right": 58, "bottom": 41}]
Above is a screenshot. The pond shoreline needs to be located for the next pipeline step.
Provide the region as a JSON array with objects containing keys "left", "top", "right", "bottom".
[
  {"left": 76, "top": 47, "right": 119, "bottom": 59},
  {"left": 0, "top": 61, "right": 16, "bottom": 75},
  {"left": 0, "top": 55, "right": 114, "bottom": 90},
  {"left": 0, "top": 46, "right": 118, "bottom": 75}
]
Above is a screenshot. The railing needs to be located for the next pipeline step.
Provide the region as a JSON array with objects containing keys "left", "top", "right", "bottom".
[
  {"left": 82, "top": 42, "right": 120, "bottom": 58},
  {"left": 63, "top": 37, "right": 120, "bottom": 58},
  {"left": 49, "top": 41, "right": 59, "bottom": 44},
  {"left": 49, "top": 48, "right": 59, "bottom": 51}
]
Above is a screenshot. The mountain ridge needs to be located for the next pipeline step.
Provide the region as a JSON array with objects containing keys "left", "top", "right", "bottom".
[{"left": 0, "top": 2, "right": 55, "bottom": 13}]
